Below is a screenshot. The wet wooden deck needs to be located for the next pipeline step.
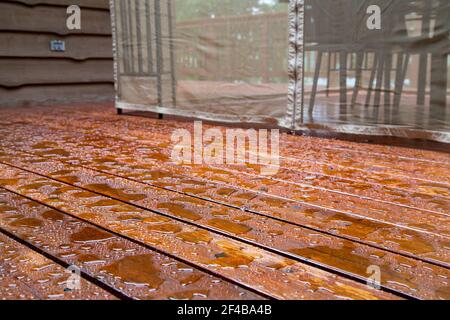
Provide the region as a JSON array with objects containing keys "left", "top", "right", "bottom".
[{"left": 0, "top": 103, "right": 449, "bottom": 300}]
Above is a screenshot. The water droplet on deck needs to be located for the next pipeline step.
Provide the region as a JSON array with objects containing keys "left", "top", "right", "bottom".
[
  {"left": 70, "top": 227, "right": 114, "bottom": 244},
  {"left": 102, "top": 254, "right": 163, "bottom": 289},
  {"left": 157, "top": 203, "right": 201, "bottom": 221},
  {"left": 10, "top": 218, "right": 43, "bottom": 229},
  {"left": 147, "top": 224, "right": 182, "bottom": 234},
  {"left": 176, "top": 230, "right": 212, "bottom": 244},
  {"left": 207, "top": 218, "right": 252, "bottom": 235}
]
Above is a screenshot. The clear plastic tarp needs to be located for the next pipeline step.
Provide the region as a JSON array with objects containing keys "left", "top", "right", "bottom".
[{"left": 110, "top": 0, "right": 450, "bottom": 142}]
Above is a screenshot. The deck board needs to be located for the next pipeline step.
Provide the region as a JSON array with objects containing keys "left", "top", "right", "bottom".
[
  {"left": 0, "top": 149, "right": 448, "bottom": 299},
  {"left": 0, "top": 103, "right": 449, "bottom": 300},
  {"left": 0, "top": 188, "right": 258, "bottom": 300},
  {"left": 0, "top": 230, "right": 115, "bottom": 300}
]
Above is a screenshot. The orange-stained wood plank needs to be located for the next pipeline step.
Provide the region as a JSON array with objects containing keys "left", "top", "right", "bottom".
[
  {"left": 0, "top": 149, "right": 448, "bottom": 299},
  {"left": 0, "top": 164, "right": 398, "bottom": 300},
  {"left": 1, "top": 115, "right": 447, "bottom": 224},
  {"left": 1, "top": 103, "right": 449, "bottom": 300},
  {"left": 0, "top": 128, "right": 448, "bottom": 268},
  {"left": 0, "top": 189, "right": 262, "bottom": 300},
  {"left": 0, "top": 231, "right": 115, "bottom": 300}
]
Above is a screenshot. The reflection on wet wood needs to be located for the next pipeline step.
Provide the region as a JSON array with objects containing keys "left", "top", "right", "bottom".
[{"left": 0, "top": 103, "right": 449, "bottom": 300}]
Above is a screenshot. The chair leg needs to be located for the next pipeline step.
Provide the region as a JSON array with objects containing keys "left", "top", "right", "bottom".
[
  {"left": 309, "top": 50, "right": 323, "bottom": 115},
  {"left": 382, "top": 54, "right": 392, "bottom": 122},
  {"left": 339, "top": 51, "right": 348, "bottom": 108},
  {"left": 384, "top": 54, "right": 392, "bottom": 107},
  {"left": 365, "top": 53, "right": 379, "bottom": 107},
  {"left": 430, "top": 51, "right": 448, "bottom": 119},
  {"left": 351, "top": 52, "right": 364, "bottom": 108},
  {"left": 393, "top": 53, "right": 408, "bottom": 110},
  {"left": 374, "top": 54, "right": 385, "bottom": 107},
  {"left": 417, "top": 54, "right": 428, "bottom": 106},
  {"left": 326, "top": 52, "right": 332, "bottom": 97}
]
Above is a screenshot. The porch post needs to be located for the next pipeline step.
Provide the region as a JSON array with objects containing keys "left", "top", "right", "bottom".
[{"left": 286, "top": 0, "right": 305, "bottom": 131}]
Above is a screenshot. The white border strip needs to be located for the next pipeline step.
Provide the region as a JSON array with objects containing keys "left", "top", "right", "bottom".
[
  {"left": 109, "top": 0, "right": 120, "bottom": 100},
  {"left": 285, "top": 0, "right": 305, "bottom": 130}
]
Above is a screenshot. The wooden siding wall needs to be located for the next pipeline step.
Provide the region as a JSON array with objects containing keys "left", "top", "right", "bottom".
[{"left": 0, "top": 0, "right": 114, "bottom": 107}]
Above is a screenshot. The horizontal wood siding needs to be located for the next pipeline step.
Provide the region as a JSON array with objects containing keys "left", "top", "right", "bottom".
[
  {"left": 0, "top": 84, "right": 115, "bottom": 106},
  {"left": 0, "top": 32, "right": 113, "bottom": 59},
  {"left": 12, "top": 0, "right": 109, "bottom": 10},
  {"left": 0, "top": 58, "right": 113, "bottom": 87},
  {"left": 0, "top": 0, "right": 114, "bottom": 107}
]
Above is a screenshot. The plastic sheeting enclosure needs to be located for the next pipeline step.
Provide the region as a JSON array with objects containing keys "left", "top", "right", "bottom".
[{"left": 109, "top": 0, "right": 450, "bottom": 142}]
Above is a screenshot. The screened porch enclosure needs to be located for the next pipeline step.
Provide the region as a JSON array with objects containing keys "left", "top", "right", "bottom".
[
  {"left": 112, "top": 0, "right": 176, "bottom": 108},
  {"left": 302, "top": 0, "right": 450, "bottom": 141},
  {"left": 110, "top": 0, "right": 450, "bottom": 142},
  {"left": 111, "top": 0, "right": 290, "bottom": 123}
]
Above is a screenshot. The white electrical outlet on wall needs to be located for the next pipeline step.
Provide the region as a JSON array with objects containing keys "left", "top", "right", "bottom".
[{"left": 50, "top": 40, "right": 65, "bottom": 52}]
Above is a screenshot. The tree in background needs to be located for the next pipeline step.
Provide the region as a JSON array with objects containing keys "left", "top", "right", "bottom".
[{"left": 176, "top": 0, "right": 286, "bottom": 21}]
